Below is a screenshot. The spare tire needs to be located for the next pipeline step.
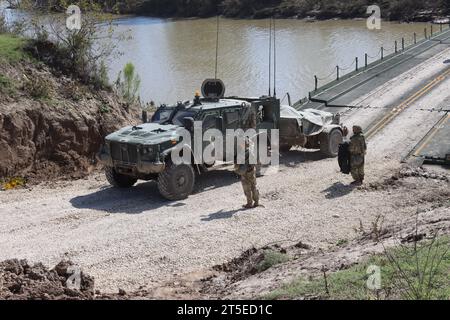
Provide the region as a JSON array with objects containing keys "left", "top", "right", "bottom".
[{"left": 338, "top": 142, "right": 351, "bottom": 174}]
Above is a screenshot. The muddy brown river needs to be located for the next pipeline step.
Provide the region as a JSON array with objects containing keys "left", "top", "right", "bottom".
[
  {"left": 1, "top": 3, "right": 430, "bottom": 105},
  {"left": 110, "top": 17, "right": 430, "bottom": 104}
]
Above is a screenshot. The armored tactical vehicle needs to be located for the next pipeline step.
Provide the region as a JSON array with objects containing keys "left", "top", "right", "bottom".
[{"left": 100, "top": 80, "right": 345, "bottom": 200}]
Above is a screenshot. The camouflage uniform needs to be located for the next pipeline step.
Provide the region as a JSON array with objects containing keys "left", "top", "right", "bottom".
[
  {"left": 235, "top": 145, "right": 260, "bottom": 208},
  {"left": 242, "top": 104, "right": 257, "bottom": 130},
  {"left": 349, "top": 127, "right": 367, "bottom": 183},
  {"left": 239, "top": 165, "right": 259, "bottom": 208}
]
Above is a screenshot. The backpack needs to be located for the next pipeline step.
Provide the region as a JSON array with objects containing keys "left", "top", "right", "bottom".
[{"left": 338, "top": 142, "right": 351, "bottom": 174}]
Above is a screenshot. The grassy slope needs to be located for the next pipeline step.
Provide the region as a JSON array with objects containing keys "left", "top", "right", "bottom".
[
  {"left": 266, "top": 237, "right": 450, "bottom": 300},
  {"left": 0, "top": 34, "right": 31, "bottom": 96},
  {"left": 0, "top": 34, "right": 28, "bottom": 62}
]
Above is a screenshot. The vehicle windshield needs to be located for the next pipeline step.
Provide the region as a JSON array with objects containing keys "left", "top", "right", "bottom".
[
  {"left": 171, "top": 110, "right": 198, "bottom": 126},
  {"left": 152, "top": 107, "right": 175, "bottom": 123}
]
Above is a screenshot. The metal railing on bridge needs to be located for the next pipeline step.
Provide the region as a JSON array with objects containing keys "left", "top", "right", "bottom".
[{"left": 309, "top": 22, "right": 450, "bottom": 97}]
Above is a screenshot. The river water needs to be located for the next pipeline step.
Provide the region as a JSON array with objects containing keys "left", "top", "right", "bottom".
[
  {"left": 1, "top": 3, "right": 430, "bottom": 105},
  {"left": 110, "top": 17, "right": 429, "bottom": 105}
]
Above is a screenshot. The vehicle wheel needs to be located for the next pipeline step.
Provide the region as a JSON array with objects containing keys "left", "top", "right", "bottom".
[
  {"left": 320, "top": 129, "right": 343, "bottom": 157},
  {"left": 280, "top": 145, "right": 292, "bottom": 153},
  {"left": 105, "top": 167, "right": 137, "bottom": 188},
  {"left": 157, "top": 163, "right": 195, "bottom": 201}
]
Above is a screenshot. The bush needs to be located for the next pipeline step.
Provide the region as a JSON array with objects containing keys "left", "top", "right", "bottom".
[
  {"left": 114, "top": 62, "right": 141, "bottom": 105},
  {"left": 0, "top": 74, "right": 16, "bottom": 95},
  {"left": 256, "top": 250, "right": 289, "bottom": 273},
  {"left": 25, "top": 76, "right": 52, "bottom": 99}
]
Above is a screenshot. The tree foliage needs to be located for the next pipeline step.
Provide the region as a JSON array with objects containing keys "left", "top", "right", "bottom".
[{"left": 114, "top": 62, "right": 141, "bottom": 105}]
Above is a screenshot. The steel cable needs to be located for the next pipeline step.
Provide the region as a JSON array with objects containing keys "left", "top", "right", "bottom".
[
  {"left": 367, "top": 48, "right": 382, "bottom": 59},
  {"left": 339, "top": 59, "right": 356, "bottom": 71},
  {"left": 316, "top": 67, "right": 337, "bottom": 81}
]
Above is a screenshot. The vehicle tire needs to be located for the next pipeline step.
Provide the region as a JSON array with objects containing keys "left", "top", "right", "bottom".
[
  {"left": 320, "top": 129, "right": 343, "bottom": 157},
  {"left": 280, "top": 145, "right": 292, "bottom": 153},
  {"left": 157, "top": 163, "right": 195, "bottom": 201},
  {"left": 105, "top": 167, "right": 137, "bottom": 188}
]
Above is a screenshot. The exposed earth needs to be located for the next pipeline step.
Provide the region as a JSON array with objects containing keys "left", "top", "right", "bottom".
[{"left": 0, "top": 39, "right": 139, "bottom": 182}]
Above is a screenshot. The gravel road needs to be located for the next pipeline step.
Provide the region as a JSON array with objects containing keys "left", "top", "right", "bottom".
[{"left": 1, "top": 49, "right": 449, "bottom": 293}]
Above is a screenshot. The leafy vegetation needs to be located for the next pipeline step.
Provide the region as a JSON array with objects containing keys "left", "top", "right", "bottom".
[
  {"left": 0, "top": 74, "right": 16, "bottom": 95},
  {"left": 114, "top": 62, "right": 141, "bottom": 105},
  {"left": 24, "top": 77, "right": 53, "bottom": 99},
  {"left": 266, "top": 236, "right": 450, "bottom": 300},
  {"left": 12, "top": 0, "right": 450, "bottom": 19},
  {"left": 2, "top": 177, "right": 26, "bottom": 190},
  {"left": 256, "top": 250, "right": 290, "bottom": 273}
]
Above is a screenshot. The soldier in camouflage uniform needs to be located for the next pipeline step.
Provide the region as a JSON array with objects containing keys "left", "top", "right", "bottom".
[
  {"left": 235, "top": 140, "right": 260, "bottom": 209},
  {"left": 235, "top": 104, "right": 260, "bottom": 208},
  {"left": 349, "top": 125, "right": 367, "bottom": 185}
]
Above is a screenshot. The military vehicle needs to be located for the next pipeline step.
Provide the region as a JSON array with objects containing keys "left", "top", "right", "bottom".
[{"left": 100, "top": 79, "right": 345, "bottom": 201}]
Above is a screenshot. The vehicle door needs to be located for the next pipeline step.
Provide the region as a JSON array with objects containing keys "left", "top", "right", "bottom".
[
  {"left": 201, "top": 111, "right": 221, "bottom": 163},
  {"left": 222, "top": 107, "right": 242, "bottom": 161}
]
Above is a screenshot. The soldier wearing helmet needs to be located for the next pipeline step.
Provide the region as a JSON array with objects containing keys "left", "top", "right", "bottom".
[
  {"left": 235, "top": 138, "right": 260, "bottom": 209},
  {"left": 349, "top": 125, "right": 367, "bottom": 185}
]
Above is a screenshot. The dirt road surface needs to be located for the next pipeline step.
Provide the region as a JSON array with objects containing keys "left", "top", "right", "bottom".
[{"left": 1, "top": 49, "right": 449, "bottom": 294}]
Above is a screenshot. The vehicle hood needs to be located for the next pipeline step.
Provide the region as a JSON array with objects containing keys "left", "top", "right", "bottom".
[
  {"left": 281, "top": 105, "right": 334, "bottom": 136},
  {"left": 106, "top": 123, "right": 182, "bottom": 145}
]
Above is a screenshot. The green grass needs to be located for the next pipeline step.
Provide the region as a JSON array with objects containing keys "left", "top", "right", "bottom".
[
  {"left": 0, "top": 74, "right": 16, "bottom": 95},
  {"left": 0, "top": 33, "right": 28, "bottom": 62},
  {"left": 256, "top": 250, "right": 290, "bottom": 273},
  {"left": 265, "top": 237, "right": 450, "bottom": 300}
]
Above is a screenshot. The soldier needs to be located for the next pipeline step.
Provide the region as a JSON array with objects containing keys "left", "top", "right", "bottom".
[
  {"left": 235, "top": 140, "right": 260, "bottom": 209},
  {"left": 242, "top": 103, "right": 257, "bottom": 130},
  {"left": 349, "top": 125, "right": 367, "bottom": 185}
]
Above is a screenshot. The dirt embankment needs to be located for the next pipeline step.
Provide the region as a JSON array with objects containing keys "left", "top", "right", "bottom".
[
  {"left": 0, "top": 259, "right": 95, "bottom": 300},
  {"left": 0, "top": 46, "right": 139, "bottom": 182},
  {"left": 0, "top": 258, "right": 140, "bottom": 300}
]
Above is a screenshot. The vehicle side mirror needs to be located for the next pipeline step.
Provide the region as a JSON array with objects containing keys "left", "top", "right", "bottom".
[
  {"left": 183, "top": 117, "right": 195, "bottom": 131},
  {"left": 216, "top": 116, "right": 224, "bottom": 131}
]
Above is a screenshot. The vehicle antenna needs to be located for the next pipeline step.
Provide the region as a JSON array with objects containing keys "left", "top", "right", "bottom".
[
  {"left": 269, "top": 18, "right": 272, "bottom": 97},
  {"left": 215, "top": 15, "right": 220, "bottom": 80},
  {"left": 273, "top": 18, "right": 277, "bottom": 98}
]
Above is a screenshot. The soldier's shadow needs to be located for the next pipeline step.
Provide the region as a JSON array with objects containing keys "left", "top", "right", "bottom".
[
  {"left": 322, "top": 182, "right": 357, "bottom": 199},
  {"left": 201, "top": 208, "right": 246, "bottom": 221}
]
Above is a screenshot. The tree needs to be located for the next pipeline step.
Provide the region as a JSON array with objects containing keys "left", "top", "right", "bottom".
[
  {"left": 115, "top": 62, "right": 141, "bottom": 105},
  {"left": 23, "top": 1, "right": 129, "bottom": 87}
]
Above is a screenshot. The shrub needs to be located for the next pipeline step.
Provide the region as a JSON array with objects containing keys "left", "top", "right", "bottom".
[
  {"left": 2, "top": 177, "right": 26, "bottom": 190},
  {"left": 256, "top": 250, "right": 290, "bottom": 273},
  {"left": 25, "top": 76, "right": 52, "bottom": 99},
  {"left": 114, "top": 62, "right": 141, "bottom": 105}
]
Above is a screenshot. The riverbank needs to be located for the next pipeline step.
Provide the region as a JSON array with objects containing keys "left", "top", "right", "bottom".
[
  {"left": 0, "top": 33, "right": 138, "bottom": 183},
  {"left": 138, "top": 0, "right": 449, "bottom": 22},
  {"left": 11, "top": 0, "right": 450, "bottom": 22}
]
